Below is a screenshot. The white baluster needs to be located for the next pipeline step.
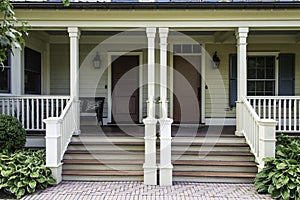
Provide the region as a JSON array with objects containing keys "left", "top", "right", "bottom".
[
  {"left": 283, "top": 99, "right": 286, "bottom": 131},
  {"left": 31, "top": 99, "right": 34, "bottom": 129},
  {"left": 279, "top": 100, "right": 282, "bottom": 131},
  {"left": 294, "top": 100, "right": 296, "bottom": 131},
  {"left": 21, "top": 99, "right": 24, "bottom": 127},
  {"left": 289, "top": 99, "right": 292, "bottom": 131},
  {"left": 37, "top": 99, "right": 40, "bottom": 129},
  {"left": 26, "top": 99, "right": 29, "bottom": 129}
]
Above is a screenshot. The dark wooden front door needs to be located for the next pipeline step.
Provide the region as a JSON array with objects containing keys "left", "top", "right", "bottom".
[
  {"left": 112, "top": 55, "right": 139, "bottom": 123},
  {"left": 173, "top": 55, "right": 201, "bottom": 123}
]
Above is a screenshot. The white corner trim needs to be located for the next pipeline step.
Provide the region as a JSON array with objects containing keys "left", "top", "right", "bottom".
[{"left": 205, "top": 118, "right": 236, "bottom": 126}]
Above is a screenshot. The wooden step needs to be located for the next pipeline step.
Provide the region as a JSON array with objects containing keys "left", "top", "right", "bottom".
[
  {"left": 172, "top": 151, "right": 253, "bottom": 156},
  {"left": 172, "top": 160, "right": 257, "bottom": 167},
  {"left": 172, "top": 142, "right": 248, "bottom": 147},
  {"left": 63, "top": 159, "right": 143, "bottom": 165},
  {"left": 69, "top": 141, "right": 144, "bottom": 145},
  {"left": 62, "top": 170, "right": 143, "bottom": 176},
  {"left": 65, "top": 150, "right": 144, "bottom": 154},
  {"left": 173, "top": 171, "right": 256, "bottom": 178}
]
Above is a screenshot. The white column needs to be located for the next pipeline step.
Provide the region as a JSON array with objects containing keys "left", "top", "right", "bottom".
[
  {"left": 143, "top": 27, "right": 157, "bottom": 185},
  {"left": 235, "top": 27, "right": 248, "bottom": 136},
  {"left": 11, "top": 47, "right": 22, "bottom": 95},
  {"left": 68, "top": 27, "right": 81, "bottom": 135},
  {"left": 158, "top": 28, "right": 173, "bottom": 186}
]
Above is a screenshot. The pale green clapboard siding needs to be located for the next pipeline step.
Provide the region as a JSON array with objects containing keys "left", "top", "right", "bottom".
[{"left": 203, "top": 43, "right": 300, "bottom": 119}]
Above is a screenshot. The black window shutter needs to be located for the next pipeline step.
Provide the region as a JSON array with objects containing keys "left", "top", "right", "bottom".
[
  {"left": 229, "top": 54, "right": 237, "bottom": 107},
  {"left": 278, "top": 54, "right": 295, "bottom": 96}
]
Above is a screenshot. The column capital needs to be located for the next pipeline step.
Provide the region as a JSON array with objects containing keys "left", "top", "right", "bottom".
[
  {"left": 146, "top": 27, "right": 156, "bottom": 38},
  {"left": 235, "top": 27, "right": 249, "bottom": 38},
  {"left": 68, "top": 27, "right": 81, "bottom": 38},
  {"left": 159, "top": 28, "right": 169, "bottom": 38}
]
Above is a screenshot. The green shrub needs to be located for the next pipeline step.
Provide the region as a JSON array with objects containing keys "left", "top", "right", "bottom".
[
  {"left": 0, "top": 150, "right": 56, "bottom": 199},
  {"left": 254, "top": 134, "right": 300, "bottom": 200},
  {"left": 0, "top": 114, "right": 26, "bottom": 152}
]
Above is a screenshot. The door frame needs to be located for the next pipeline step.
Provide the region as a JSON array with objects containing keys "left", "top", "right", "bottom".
[
  {"left": 170, "top": 44, "right": 205, "bottom": 124},
  {"left": 107, "top": 52, "right": 143, "bottom": 124}
]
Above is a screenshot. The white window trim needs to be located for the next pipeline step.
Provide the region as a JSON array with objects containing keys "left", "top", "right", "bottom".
[{"left": 247, "top": 52, "right": 279, "bottom": 96}]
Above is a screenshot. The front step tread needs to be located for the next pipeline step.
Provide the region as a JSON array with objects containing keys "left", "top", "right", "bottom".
[
  {"left": 63, "top": 159, "right": 143, "bottom": 165},
  {"left": 173, "top": 160, "right": 257, "bottom": 166},
  {"left": 172, "top": 142, "right": 249, "bottom": 147},
  {"left": 62, "top": 170, "right": 143, "bottom": 176},
  {"left": 172, "top": 151, "right": 253, "bottom": 156},
  {"left": 173, "top": 171, "right": 256, "bottom": 178},
  {"left": 65, "top": 150, "right": 144, "bottom": 154}
]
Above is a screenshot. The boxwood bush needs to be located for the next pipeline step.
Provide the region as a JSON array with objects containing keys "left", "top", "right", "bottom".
[
  {"left": 0, "top": 114, "right": 26, "bottom": 152},
  {"left": 0, "top": 150, "right": 56, "bottom": 199},
  {"left": 254, "top": 134, "right": 300, "bottom": 200}
]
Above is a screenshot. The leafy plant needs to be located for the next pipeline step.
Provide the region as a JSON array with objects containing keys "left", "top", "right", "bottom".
[
  {"left": 0, "top": 0, "right": 28, "bottom": 67},
  {"left": 0, "top": 150, "right": 56, "bottom": 199},
  {"left": 0, "top": 114, "right": 26, "bottom": 152},
  {"left": 254, "top": 134, "right": 300, "bottom": 200}
]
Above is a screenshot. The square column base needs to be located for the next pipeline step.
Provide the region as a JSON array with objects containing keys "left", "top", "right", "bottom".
[
  {"left": 47, "top": 163, "right": 63, "bottom": 184},
  {"left": 159, "top": 164, "right": 173, "bottom": 186},
  {"left": 143, "top": 164, "right": 157, "bottom": 185}
]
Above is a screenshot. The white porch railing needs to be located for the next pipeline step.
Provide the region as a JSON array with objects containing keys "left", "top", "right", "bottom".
[
  {"left": 247, "top": 96, "right": 300, "bottom": 132},
  {"left": 241, "top": 96, "right": 277, "bottom": 169},
  {"left": 44, "top": 98, "right": 76, "bottom": 183},
  {"left": 0, "top": 96, "right": 70, "bottom": 130}
]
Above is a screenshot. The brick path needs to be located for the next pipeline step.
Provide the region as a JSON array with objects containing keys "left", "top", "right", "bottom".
[{"left": 21, "top": 181, "right": 273, "bottom": 200}]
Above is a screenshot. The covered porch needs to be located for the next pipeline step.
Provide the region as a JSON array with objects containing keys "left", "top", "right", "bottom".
[{"left": 1, "top": 5, "right": 300, "bottom": 184}]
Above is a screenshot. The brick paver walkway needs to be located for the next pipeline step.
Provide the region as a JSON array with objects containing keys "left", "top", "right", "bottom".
[{"left": 21, "top": 181, "right": 273, "bottom": 200}]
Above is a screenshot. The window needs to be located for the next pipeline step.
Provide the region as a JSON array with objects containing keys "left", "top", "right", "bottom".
[
  {"left": 24, "top": 47, "right": 41, "bottom": 94},
  {"left": 247, "top": 56, "right": 276, "bottom": 96},
  {"left": 229, "top": 53, "right": 295, "bottom": 107},
  {"left": 0, "top": 53, "right": 11, "bottom": 93}
]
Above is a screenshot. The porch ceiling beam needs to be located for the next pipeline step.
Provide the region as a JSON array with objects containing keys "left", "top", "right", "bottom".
[
  {"left": 295, "top": 33, "right": 300, "bottom": 43},
  {"left": 214, "top": 31, "right": 233, "bottom": 43},
  {"left": 24, "top": 20, "right": 300, "bottom": 28}
]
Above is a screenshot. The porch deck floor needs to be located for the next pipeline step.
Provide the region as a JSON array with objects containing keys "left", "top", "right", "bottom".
[{"left": 80, "top": 125, "right": 236, "bottom": 137}]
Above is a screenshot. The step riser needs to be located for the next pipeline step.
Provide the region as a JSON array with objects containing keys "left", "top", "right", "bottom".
[
  {"left": 71, "top": 137, "right": 143, "bottom": 143},
  {"left": 173, "top": 177, "right": 254, "bottom": 183},
  {"left": 63, "top": 175, "right": 143, "bottom": 182},
  {"left": 64, "top": 154, "right": 144, "bottom": 160},
  {"left": 68, "top": 145, "right": 144, "bottom": 151},
  {"left": 172, "top": 138, "right": 246, "bottom": 143},
  {"left": 172, "top": 155, "right": 255, "bottom": 162},
  {"left": 172, "top": 146, "right": 250, "bottom": 152},
  {"left": 63, "top": 164, "right": 143, "bottom": 171},
  {"left": 174, "top": 166, "right": 257, "bottom": 173}
]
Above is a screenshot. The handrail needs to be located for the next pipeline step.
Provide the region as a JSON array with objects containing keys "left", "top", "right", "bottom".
[
  {"left": 248, "top": 96, "right": 300, "bottom": 100},
  {"left": 0, "top": 95, "right": 70, "bottom": 99},
  {"left": 247, "top": 96, "right": 300, "bottom": 132},
  {"left": 241, "top": 96, "right": 277, "bottom": 169},
  {"left": 0, "top": 95, "right": 70, "bottom": 130}
]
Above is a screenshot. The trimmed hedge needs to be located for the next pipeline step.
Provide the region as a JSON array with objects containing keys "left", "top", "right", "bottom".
[{"left": 0, "top": 114, "right": 26, "bottom": 152}]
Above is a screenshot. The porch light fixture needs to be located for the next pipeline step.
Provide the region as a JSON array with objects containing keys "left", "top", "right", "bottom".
[
  {"left": 93, "top": 52, "right": 101, "bottom": 69},
  {"left": 212, "top": 51, "right": 221, "bottom": 69}
]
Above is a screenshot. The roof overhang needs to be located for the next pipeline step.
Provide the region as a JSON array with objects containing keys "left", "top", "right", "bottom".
[{"left": 11, "top": 2, "right": 300, "bottom": 10}]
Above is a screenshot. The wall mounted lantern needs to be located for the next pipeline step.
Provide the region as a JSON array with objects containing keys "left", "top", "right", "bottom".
[
  {"left": 93, "top": 52, "right": 101, "bottom": 69},
  {"left": 212, "top": 51, "right": 221, "bottom": 69}
]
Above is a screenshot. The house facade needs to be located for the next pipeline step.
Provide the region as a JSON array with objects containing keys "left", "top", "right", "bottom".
[{"left": 1, "top": 0, "right": 300, "bottom": 185}]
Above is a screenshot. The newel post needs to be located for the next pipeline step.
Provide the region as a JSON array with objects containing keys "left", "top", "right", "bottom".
[
  {"left": 44, "top": 117, "right": 63, "bottom": 184},
  {"left": 258, "top": 119, "right": 277, "bottom": 170}
]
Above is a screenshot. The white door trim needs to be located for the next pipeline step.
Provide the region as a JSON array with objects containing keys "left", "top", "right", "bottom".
[{"left": 107, "top": 52, "right": 143, "bottom": 123}]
